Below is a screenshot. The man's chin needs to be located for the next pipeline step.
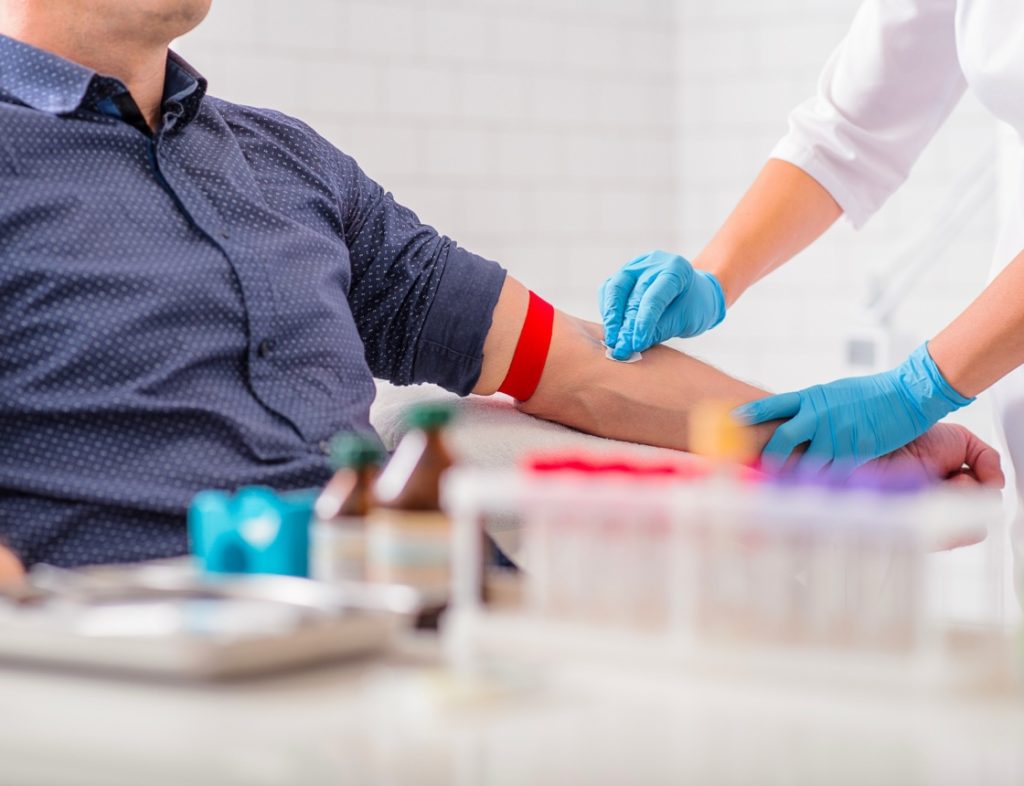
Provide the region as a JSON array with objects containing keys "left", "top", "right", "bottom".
[{"left": 126, "top": 0, "right": 213, "bottom": 43}]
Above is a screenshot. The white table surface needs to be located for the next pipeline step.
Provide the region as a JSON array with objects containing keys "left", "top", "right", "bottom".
[{"left": 4, "top": 630, "right": 1024, "bottom": 786}]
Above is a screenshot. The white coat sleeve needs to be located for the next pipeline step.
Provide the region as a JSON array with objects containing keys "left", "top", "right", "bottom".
[{"left": 771, "top": 0, "right": 966, "bottom": 228}]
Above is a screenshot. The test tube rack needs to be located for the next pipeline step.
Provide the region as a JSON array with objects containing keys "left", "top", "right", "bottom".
[{"left": 443, "top": 457, "right": 1017, "bottom": 698}]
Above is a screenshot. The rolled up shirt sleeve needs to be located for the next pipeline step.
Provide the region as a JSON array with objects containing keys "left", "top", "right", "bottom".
[
  {"left": 771, "top": 0, "right": 966, "bottom": 229},
  {"left": 335, "top": 153, "right": 506, "bottom": 395}
]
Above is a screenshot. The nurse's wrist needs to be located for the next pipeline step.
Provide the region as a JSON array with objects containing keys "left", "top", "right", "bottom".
[
  {"left": 702, "top": 271, "right": 727, "bottom": 330},
  {"left": 926, "top": 335, "right": 983, "bottom": 399},
  {"left": 693, "top": 253, "right": 742, "bottom": 308}
]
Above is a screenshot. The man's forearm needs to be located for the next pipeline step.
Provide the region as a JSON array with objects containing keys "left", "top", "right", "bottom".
[
  {"left": 472, "top": 276, "right": 1002, "bottom": 486},
  {"left": 518, "top": 311, "right": 776, "bottom": 453},
  {"left": 475, "top": 276, "right": 773, "bottom": 452},
  {"left": 695, "top": 159, "right": 842, "bottom": 305}
]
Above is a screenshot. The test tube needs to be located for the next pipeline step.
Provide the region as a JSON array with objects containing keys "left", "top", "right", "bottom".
[
  {"left": 669, "top": 479, "right": 705, "bottom": 641},
  {"left": 628, "top": 470, "right": 675, "bottom": 632},
  {"left": 803, "top": 479, "right": 857, "bottom": 647},
  {"left": 848, "top": 468, "right": 930, "bottom": 653}
]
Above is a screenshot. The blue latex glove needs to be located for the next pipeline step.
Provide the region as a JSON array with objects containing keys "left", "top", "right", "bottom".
[
  {"left": 599, "top": 251, "right": 726, "bottom": 360},
  {"left": 733, "top": 343, "right": 974, "bottom": 473}
]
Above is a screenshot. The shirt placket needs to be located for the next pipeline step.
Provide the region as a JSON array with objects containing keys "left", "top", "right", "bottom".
[{"left": 144, "top": 118, "right": 313, "bottom": 445}]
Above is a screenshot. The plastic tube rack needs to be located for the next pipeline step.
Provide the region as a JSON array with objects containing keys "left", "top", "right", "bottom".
[{"left": 443, "top": 456, "right": 1014, "bottom": 694}]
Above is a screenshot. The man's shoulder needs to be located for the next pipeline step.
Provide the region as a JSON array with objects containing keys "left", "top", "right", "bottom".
[
  {"left": 203, "top": 96, "right": 319, "bottom": 140},
  {"left": 201, "top": 96, "right": 358, "bottom": 173}
]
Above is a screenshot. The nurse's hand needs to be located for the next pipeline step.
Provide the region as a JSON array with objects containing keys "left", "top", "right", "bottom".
[
  {"left": 734, "top": 343, "right": 974, "bottom": 473},
  {"left": 599, "top": 251, "right": 726, "bottom": 360}
]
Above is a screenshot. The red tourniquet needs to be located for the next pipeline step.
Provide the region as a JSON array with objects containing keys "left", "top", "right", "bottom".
[{"left": 498, "top": 291, "right": 554, "bottom": 401}]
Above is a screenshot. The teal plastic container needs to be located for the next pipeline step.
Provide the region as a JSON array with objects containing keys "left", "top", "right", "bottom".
[{"left": 188, "top": 486, "right": 317, "bottom": 577}]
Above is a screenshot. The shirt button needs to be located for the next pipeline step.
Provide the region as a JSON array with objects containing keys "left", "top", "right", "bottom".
[
  {"left": 257, "top": 340, "right": 273, "bottom": 358},
  {"left": 318, "top": 440, "right": 331, "bottom": 455},
  {"left": 217, "top": 229, "right": 230, "bottom": 240}
]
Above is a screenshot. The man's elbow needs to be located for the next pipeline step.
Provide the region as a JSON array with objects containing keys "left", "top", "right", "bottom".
[{"left": 515, "top": 313, "right": 624, "bottom": 435}]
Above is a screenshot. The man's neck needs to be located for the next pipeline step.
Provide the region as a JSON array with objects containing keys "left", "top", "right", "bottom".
[{"left": 0, "top": 11, "right": 168, "bottom": 131}]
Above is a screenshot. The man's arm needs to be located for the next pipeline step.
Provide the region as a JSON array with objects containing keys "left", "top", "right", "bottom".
[
  {"left": 474, "top": 277, "right": 1004, "bottom": 486},
  {"left": 476, "top": 276, "right": 777, "bottom": 451}
]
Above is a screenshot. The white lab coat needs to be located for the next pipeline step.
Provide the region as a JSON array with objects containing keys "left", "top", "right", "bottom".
[{"left": 772, "top": 0, "right": 1024, "bottom": 542}]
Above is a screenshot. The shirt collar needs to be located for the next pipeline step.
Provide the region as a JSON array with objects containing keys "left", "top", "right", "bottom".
[
  {"left": 0, "top": 34, "right": 95, "bottom": 113},
  {"left": 164, "top": 50, "right": 207, "bottom": 115},
  {"left": 0, "top": 34, "right": 207, "bottom": 122}
]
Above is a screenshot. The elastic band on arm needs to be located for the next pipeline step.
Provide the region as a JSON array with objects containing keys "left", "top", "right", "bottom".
[{"left": 498, "top": 291, "right": 554, "bottom": 402}]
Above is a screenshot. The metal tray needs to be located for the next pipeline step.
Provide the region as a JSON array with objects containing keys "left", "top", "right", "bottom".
[{"left": 0, "top": 560, "right": 427, "bottom": 680}]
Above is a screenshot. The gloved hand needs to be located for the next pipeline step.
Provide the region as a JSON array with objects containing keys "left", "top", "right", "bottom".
[
  {"left": 599, "top": 250, "right": 726, "bottom": 361},
  {"left": 733, "top": 343, "right": 974, "bottom": 473}
]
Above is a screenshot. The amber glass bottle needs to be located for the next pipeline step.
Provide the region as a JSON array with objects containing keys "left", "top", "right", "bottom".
[
  {"left": 311, "top": 434, "right": 385, "bottom": 583},
  {"left": 367, "top": 404, "right": 455, "bottom": 597}
]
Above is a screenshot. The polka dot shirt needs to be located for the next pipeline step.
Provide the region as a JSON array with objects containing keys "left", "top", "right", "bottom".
[{"left": 0, "top": 35, "right": 506, "bottom": 568}]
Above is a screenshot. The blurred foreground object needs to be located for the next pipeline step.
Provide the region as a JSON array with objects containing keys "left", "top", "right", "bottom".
[
  {"left": 0, "top": 562, "right": 419, "bottom": 680},
  {"left": 0, "top": 545, "right": 24, "bottom": 588},
  {"left": 189, "top": 487, "right": 317, "bottom": 577},
  {"left": 444, "top": 449, "right": 1014, "bottom": 696},
  {"left": 369, "top": 406, "right": 455, "bottom": 628},
  {"left": 312, "top": 433, "right": 386, "bottom": 584},
  {"left": 688, "top": 399, "right": 756, "bottom": 465}
]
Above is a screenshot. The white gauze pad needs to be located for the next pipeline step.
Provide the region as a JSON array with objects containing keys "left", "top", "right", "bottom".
[{"left": 604, "top": 347, "right": 643, "bottom": 364}]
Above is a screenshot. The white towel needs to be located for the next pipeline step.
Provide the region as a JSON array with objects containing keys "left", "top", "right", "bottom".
[{"left": 370, "top": 381, "right": 689, "bottom": 563}]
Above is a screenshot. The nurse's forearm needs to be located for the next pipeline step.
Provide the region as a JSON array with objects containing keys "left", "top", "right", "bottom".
[
  {"left": 519, "top": 311, "right": 775, "bottom": 452},
  {"left": 928, "top": 249, "right": 1024, "bottom": 397},
  {"left": 694, "top": 159, "right": 842, "bottom": 306}
]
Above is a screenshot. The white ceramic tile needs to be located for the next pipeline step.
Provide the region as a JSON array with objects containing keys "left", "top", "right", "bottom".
[
  {"left": 460, "top": 71, "right": 530, "bottom": 122},
  {"left": 384, "top": 64, "right": 458, "bottom": 117}
]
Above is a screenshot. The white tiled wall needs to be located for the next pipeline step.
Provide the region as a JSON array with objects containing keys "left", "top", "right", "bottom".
[{"left": 177, "top": 0, "right": 1001, "bottom": 436}]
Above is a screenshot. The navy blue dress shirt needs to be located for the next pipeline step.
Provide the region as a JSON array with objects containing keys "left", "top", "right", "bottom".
[{"left": 0, "top": 35, "right": 506, "bottom": 567}]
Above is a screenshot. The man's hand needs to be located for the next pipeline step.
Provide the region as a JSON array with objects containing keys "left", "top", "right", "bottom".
[
  {"left": 867, "top": 423, "right": 1005, "bottom": 489},
  {"left": 0, "top": 545, "right": 25, "bottom": 587},
  {"left": 868, "top": 424, "right": 1005, "bottom": 550}
]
